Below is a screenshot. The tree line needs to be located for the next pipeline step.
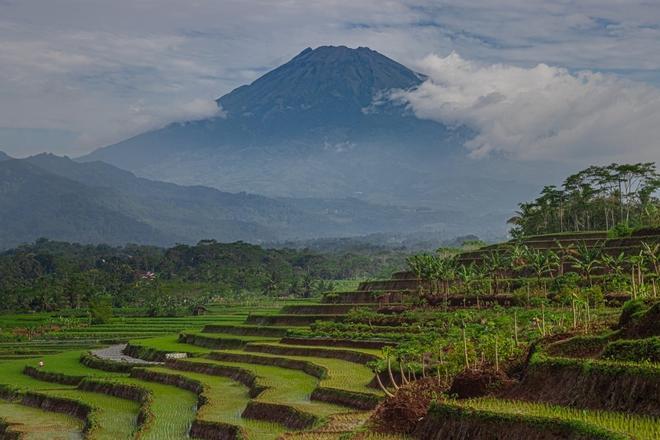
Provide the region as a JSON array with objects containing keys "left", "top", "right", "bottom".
[
  {"left": 0, "top": 238, "right": 408, "bottom": 313},
  {"left": 508, "top": 163, "right": 660, "bottom": 237}
]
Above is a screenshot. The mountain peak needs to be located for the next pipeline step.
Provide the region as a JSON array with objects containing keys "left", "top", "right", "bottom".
[{"left": 218, "top": 45, "right": 422, "bottom": 120}]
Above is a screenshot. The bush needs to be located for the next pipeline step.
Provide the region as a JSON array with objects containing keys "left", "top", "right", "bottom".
[
  {"left": 580, "top": 286, "right": 604, "bottom": 308},
  {"left": 89, "top": 295, "right": 113, "bottom": 324},
  {"left": 602, "top": 337, "right": 660, "bottom": 363},
  {"left": 617, "top": 299, "right": 646, "bottom": 329},
  {"left": 551, "top": 272, "right": 581, "bottom": 292},
  {"left": 608, "top": 223, "right": 634, "bottom": 238}
]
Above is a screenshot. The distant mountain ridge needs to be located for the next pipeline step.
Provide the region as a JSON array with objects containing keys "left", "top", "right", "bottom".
[
  {"left": 80, "top": 45, "right": 549, "bottom": 231},
  {"left": 0, "top": 153, "right": 473, "bottom": 250}
]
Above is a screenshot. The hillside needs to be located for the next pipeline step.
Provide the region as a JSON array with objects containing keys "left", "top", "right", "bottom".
[
  {"left": 0, "top": 154, "right": 470, "bottom": 249},
  {"left": 81, "top": 46, "right": 548, "bottom": 232},
  {"left": 0, "top": 160, "right": 169, "bottom": 249}
]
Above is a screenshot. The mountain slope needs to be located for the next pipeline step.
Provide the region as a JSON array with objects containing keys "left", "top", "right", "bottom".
[
  {"left": 0, "top": 159, "right": 170, "bottom": 249},
  {"left": 80, "top": 45, "right": 549, "bottom": 231},
  {"left": 0, "top": 153, "right": 472, "bottom": 249}
]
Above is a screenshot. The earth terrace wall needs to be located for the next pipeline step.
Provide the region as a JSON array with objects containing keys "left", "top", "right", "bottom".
[
  {"left": 241, "top": 401, "right": 318, "bottom": 430},
  {"left": 129, "top": 368, "right": 246, "bottom": 440},
  {"left": 77, "top": 378, "right": 154, "bottom": 437},
  {"left": 0, "top": 419, "right": 21, "bottom": 440},
  {"left": 20, "top": 368, "right": 155, "bottom": 438},
  {"left": 414, "top": 402, "right": 626, "bottom": 440},
  {"left": 123, "top": 342, "right": 195, "bottom": 362},
  {"left": 131, "top": 365, "right": 319, "bottom": 435},
  {"left": 179, "top": 333, "right": 249, "bottom": 350},
  {"left": 280, "top": 337, "right": 396, "bottom": 350},
  {"left": 189, "top": 420, "right": 247, "bottom": 440},
  {"left": 205, "top": 352, "right": 380, "bottom": 410},
  {"left": 206, "top": 352, "right": 327, "bottom": 379},
  {"left": 164, "top": 359, "right": 267, "bottom": 398},
  {"left": 309, "top": 387, "right": 380, "bottom": 410},
  {"left": 279, "top": 304, "right": 375, "bottom": 314},
  {"left": 323, "top": 290, "right": 416, "bottom": 304},
  {"left": 23, "top": 366, "right": 84, "bottom": 386},
  {"left": 507, "top": 353, "right": 660, "bottom": 416},
  {"left": 244, "top": 343, "right": 379, "bottom": 365},
  {"left": 245, "top": 314, "right": 345, "bottom": 326},
  {"left": 201, "top": 325, "right": 289, "bottom": 338},
  {"left": 0, "top": 386, "right": 95, "bottom": 436}
]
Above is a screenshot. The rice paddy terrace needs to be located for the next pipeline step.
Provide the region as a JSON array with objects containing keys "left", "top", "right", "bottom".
[
  {"left": 0, "top": 301, "right": 405, "bottom": 439},
  {"left": 1, "top": 252, "right": 658, "bottom": 439}
]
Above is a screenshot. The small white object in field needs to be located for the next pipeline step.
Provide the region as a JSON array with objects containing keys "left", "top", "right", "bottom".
[{"left": 165, "top": 353, "right": 187, "bottom": 359}]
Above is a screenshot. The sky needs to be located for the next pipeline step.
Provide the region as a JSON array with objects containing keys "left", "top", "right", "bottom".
[{"left": 0, "top": 0, "right": 659, "bottom": 161}]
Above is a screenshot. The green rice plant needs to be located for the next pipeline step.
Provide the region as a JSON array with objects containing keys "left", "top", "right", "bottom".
[
  {"left": 182, "top": 358, "right": 347, "bottom": 417},
  {"left": 118, "top": 378, "right": 197, "bottom": 440},
  {"left": 144, "top": 366, "right": 286, "bottom": 440},
  {"left": 218, "top": 349, "right": 379, "bottom": 395},
  {"left": 0, "top": 400, "right": 84, "bottom": 440},
  {"left": 460, "top": 397, "right": 660, "bottom": 440}
]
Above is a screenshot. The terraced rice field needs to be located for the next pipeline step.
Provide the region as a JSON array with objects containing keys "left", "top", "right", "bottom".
[
  {"left": 0, "top": 401, "right": 83, "bottom": 439},
  {"left": 458, "top": 397, "right": 660, "bottom": 440},
  {"left": 0, "top": 300, "right": 387, "bottom": 439},
  {"left": 2, "top": 295, "right": 658, "bottom": 439}
]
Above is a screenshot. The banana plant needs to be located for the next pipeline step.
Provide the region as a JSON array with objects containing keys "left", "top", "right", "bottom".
[{"left": 568, "top": 241, "right": 604, "bottom": 286}]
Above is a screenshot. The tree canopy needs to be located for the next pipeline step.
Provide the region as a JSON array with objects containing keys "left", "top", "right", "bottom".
[{"left": 508, "top": 163, "right": 660, "bottom": 237}]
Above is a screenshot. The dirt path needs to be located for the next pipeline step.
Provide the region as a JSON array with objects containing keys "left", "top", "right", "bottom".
[{"left": 91, "top": 344, "right": 162, "bottom": 365}]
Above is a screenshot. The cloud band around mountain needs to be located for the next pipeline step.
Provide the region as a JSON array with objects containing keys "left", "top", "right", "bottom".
[{"left": 392, "top": 53, "right": 660, "bottom": 163}]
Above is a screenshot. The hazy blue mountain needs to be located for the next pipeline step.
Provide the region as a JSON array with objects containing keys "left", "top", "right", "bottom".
[
  {"left": 0, "top": 151, "right": 10, "bottom": 161},
  {"left": 0, "top": 159, "right": 169, "bottom": 249},
  {"left": 81, "top": 46, "right": 554, "bottom": 234},
  {"left": 0, "top": 153, "right": 477, "bottom": 249}
]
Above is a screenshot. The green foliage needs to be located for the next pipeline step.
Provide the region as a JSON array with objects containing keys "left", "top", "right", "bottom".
[
  {"left": 602, "top": 337, "right": 660, "bottom": 363},
  {"left": 509, "top": 163, "right": 660, "bottom": 237},
  {"left": 608, "top": 223, "right": 634, "bottom": 238},
  {"left": 617, "top": 299, "right": 647, "bottom": 328},
  {"left": 89, "top": 295, "right": 113, "bottom": 324},
  {"left": 0, "top": 239, "right": 406, "bottom": 313}
]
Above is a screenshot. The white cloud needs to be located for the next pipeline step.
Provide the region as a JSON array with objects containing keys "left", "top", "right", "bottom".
[
  {"left": 0, "top": 1, "right": 659, "bottom": 156},
  {"left": 392, "top": 52, "right": 660, "bottom": 163}
]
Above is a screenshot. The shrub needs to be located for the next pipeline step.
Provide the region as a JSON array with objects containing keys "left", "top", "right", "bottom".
[
  {"left": 608, "top": 223, "right": 634, "bottom": 238},
  {"left": 580, "top": 286, "right": 604, "bottom": 308},
  {"left": 617, "top": 299, "right": 647, "bottom": 329},
  {"left": 602, "top": 337, "right": 660, "bottom": 363},
  {"left": 89, "top": 295, "right": 113, "bottom": 324}
]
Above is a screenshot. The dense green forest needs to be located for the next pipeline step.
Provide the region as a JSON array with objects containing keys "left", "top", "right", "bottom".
[
  {"left": 0, "top": 238, "right": 408, "bottom": 313},
  {"left": 508, "top": 163, "right": 660, "bottom": 237}
]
